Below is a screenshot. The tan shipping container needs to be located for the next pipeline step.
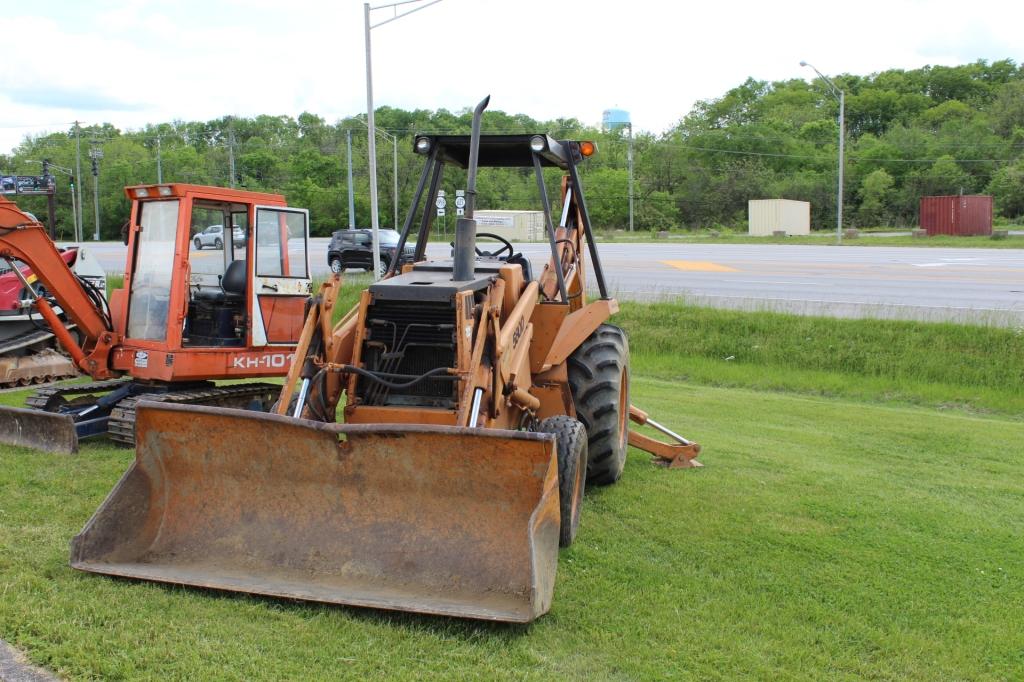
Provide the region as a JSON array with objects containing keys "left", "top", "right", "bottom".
[{"left": 748, "top": 199, "right": 810, "bottom": 236}]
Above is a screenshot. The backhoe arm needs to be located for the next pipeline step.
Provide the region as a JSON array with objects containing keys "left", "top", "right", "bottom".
[{"left": 0, "top": 197, "right": 118, "bottom": 378}]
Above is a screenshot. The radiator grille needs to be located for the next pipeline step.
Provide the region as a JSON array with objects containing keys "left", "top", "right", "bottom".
[{"left": 357, "top": 300, "right": 458, "bottom": 408}]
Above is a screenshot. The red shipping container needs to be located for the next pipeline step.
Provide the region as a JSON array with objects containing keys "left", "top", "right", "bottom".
[{"left": 919, "top": 195, "right": 993, "bottom": 236}]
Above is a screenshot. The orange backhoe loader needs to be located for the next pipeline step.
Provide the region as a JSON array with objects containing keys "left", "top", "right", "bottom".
[
  {"left": 0, "top": 184, "right": 313, "bottom": 453},
  {"left": 69, "top": 98, "right": 701, "bottom": 623}
]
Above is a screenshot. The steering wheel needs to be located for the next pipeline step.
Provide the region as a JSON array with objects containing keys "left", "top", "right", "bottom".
[{"left": 473, "top": 232, "right": 515, "bottom": 259}]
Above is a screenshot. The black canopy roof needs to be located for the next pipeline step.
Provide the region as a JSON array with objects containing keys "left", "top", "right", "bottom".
[{"left": 413, "top": 134, "right": 582, "bottom": 169}]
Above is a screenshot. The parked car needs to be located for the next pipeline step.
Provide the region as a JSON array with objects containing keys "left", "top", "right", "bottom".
[
  {"left": 327, "top": 228, "right": 414, "bottom": 276},
  {"left": 193, "top": 224, "right": 246, "bottom": 250}
]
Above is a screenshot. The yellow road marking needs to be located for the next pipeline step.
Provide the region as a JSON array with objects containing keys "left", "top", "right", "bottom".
[{"left": 661, "top": 260, "right": 739, "bottom": 272}]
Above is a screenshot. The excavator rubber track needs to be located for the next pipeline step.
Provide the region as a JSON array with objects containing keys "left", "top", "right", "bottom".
[
  {"left": 25, "top": 378, "right": 129, "bottom": 411},
  {"left": 107, "top": 383, "right": 281, "bottom": 446}
]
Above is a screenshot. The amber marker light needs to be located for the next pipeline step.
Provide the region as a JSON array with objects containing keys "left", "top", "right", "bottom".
[{"left": 579, "top": 141, "right": 596, "bottom": 157}]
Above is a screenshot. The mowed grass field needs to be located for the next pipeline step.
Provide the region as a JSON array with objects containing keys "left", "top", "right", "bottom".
[{"left": 1, "top": 301, "right": 1023, "bottom": 680}]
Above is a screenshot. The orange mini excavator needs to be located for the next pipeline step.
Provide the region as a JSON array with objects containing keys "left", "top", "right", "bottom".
[{"left": 0, "top": 184, "right": 313, "bottom": 453}]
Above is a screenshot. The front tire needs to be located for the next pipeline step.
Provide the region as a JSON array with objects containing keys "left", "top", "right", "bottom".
[
  {"left": 376, "top": 258, "right": 390, "bottom": 278},
  {"left": 329, "top": 257, "right": 343, "bottom": 274},
  {"left": 568, "top": 324, "right": 630, "bottom": 486},
  {"left": 536, "top": 416, "right": 587, "bottom": 548},
  {"left": 214, "top": 238, "right": 223, "bottom": 249},
  {"left": 194, "top": 237, "right": 202, "bottom": 250}
]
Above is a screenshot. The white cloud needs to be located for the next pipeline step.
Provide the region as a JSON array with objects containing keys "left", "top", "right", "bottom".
[{"left": 1, "top": 0, "right": 1021, "bottom": 153}]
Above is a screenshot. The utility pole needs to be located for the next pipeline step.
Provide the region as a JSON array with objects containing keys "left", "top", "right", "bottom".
[
  {"left": 227, "top": 124, "right": 236, "bottom": 188},
  {"left": 73, "top": 121, "right": 84, "bottom": 242},
  {"left": 392, "top": 137, "right": 399, "bottom": 229},
  {"left": 69, "top": 177, "right": 79, "bottom": 242},
  {"left": 627, "top": 123, "right": 634, "bottom": 232},
  {"left": 89, "top": 143, "right": 103, "bottom": 241},
  {"left": 346, "top": 129, "right": 355, "bottom": 229},
  {"left": 156, "top": 136, "right": 163, "bottom": 183}
]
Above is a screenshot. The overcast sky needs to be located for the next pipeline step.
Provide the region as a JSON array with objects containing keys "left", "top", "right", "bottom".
[{"left": 1, "top": 0, "right": 1021, "bottom": 154}]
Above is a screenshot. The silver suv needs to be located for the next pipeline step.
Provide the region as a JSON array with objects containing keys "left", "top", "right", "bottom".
[{"left": 193, "top": 224, "right": 246, "bottom": 250}]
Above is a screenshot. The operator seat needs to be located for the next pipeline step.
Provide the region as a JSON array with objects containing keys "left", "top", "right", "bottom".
[
  {"left": 506, "top": 252, "right": 533, "bottom": 283},
  {"left": 221, "top": 259, "right": 247, "bottom": 301}
]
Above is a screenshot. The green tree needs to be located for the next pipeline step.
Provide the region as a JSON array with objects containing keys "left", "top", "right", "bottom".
[
  {"left": 986, "top": 161, "right": 1024, "bottom": 218},
  {"left": 857, "top": 169, "right": 895, "bottom": 226}
]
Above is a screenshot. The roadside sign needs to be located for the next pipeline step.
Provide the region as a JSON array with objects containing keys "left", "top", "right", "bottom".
[
  {"left": 455, "top": 189, "right": 465, "bottom": 215},
  {"left": 12, "top": 175, "right": 54, "bottom": 195},
  {"left": 436, "top": 190, "right": 447, "bottom": 216},
  {"left": 437, "top": 207, "right": 446, "bottom": 217}
]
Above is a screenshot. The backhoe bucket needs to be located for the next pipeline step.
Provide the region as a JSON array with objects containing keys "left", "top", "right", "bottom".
[
  {"left": 0, "top": 405, "right": 78, "bottom": 454},
  {"left": 71, "top": 402, "right": 562, "bottom": 623}
]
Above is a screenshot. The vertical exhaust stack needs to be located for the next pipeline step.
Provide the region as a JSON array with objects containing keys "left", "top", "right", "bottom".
[{"left": 453, "top": 95, "right": 489, "bottom": 281}]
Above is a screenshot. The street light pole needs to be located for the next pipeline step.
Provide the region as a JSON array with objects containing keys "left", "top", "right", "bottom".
[
  {"left": 364, "top": 0, "right": 442, "bottom": 279},
  {"left": 801, "top": 60, "right": 845, "bottom": 245}
]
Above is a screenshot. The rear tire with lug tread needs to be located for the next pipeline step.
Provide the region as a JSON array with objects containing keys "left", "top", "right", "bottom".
[
  {"left": 568, "top": 323, "right": 630, "bottom": 486},
  {"left": 536, "top": 415, "right": 587, "bottom": 548}
]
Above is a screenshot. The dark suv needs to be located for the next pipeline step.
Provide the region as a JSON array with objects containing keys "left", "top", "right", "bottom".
[{"left": 327, "top": 228, "right": 415, "bottom": 276}]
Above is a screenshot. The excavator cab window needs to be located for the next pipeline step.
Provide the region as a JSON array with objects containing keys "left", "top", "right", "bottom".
[
  {"left": 126, "top": 200, "right": 178, "bottom": 341},
  {"left": 184, "top": 200, "right": 250, "bottom": 347}
]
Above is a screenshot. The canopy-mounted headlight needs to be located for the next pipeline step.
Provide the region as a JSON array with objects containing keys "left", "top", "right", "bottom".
[
  {"left": 529, "top": 135, "right": 547, "bottom": 153},
  {"left": 414, "top": 137, "right": 431, "bottom": 154},
  {"left": 157, "top": 185, "right": 173, "bottom": 196},
  {"left": 133, "top": 188, "right": 150, "bottom": 198}
]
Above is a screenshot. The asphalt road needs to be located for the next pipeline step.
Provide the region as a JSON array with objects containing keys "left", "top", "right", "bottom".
[{"left": 69, "top": 240, "right": 1024, "bottom": 326}]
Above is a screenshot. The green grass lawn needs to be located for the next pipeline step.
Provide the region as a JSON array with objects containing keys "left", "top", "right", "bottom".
[
  {"left": 1, "top": 376, "right": 1023, "bottom": 680},
  {"left": 2, "top": 298, "right": 1023, "bottom": 679},
  {"left": 618, "top": 302, "right": 1024, "bottom": 417}
]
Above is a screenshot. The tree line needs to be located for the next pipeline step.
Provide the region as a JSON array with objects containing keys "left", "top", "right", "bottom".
[{"left": 2, "top": 58, "right": 1022, "bottom": 239}]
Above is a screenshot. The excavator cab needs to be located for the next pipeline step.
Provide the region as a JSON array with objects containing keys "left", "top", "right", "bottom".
[
  {"left": 118, "top": 185, "right": 312, "bottom": 372},
  {"left": 0, "top": 185, "right": 313, "bottom": 453}
]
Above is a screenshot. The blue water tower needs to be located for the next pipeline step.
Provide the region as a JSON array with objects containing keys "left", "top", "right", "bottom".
[{"left": 602, "top": 108, "right": 631, "bottom": 131}]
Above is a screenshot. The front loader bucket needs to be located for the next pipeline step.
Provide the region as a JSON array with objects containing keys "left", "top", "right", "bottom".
[
  {"left": 0, "top": 405, "right": 78, "bottom": 454},
  {"left": 71, "top": 402, "right": 561, "bottom": 623}
]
